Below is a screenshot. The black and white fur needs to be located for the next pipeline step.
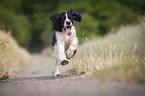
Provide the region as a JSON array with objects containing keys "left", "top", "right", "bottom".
[{"left": 50, "top": 9, "right": 81, "bottom": 76}]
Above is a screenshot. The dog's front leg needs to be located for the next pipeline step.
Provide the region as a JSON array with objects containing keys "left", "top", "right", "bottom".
[
  {"left": 54, "top": 41, "right": 69, "bottom": 76},
  {"left": 66, "top": 37, "right": 78, "bottom": 59},
  {"left": 57, "top": 40, "right": 70, "bottom": 65}
]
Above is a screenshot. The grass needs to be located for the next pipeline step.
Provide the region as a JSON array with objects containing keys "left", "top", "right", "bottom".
[
  {"left": 0, "top": 31, "right": 32, "bottom": 80},
  {"left": 65, "top": 16, "right": 145, "bottom": 83}
]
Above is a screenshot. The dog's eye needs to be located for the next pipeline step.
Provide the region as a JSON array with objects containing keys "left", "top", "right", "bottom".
[{"left": 68, "top": 16, "right": 72, "bottom": 20}]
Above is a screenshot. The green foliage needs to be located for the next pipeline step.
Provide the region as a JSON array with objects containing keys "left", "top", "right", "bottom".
[
  {"left": 0, "top": 0, "right": 31, "bottom": 46},
  {"left": 0, "top": 74, "right": 9, "bottom": 80},
  {"left": 21, "top": 0, "right": 58, "bottom": 48},
  {"left": 0, "top": 0, "right": 145, "bottom": 48},
  {"left": 76, "top": 13, "right": 99, "bottom": 43}
]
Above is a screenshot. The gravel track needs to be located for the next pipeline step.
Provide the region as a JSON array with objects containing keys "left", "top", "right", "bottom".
[{"left": 0, "top": 55, "right": 145, "bottom": 96}]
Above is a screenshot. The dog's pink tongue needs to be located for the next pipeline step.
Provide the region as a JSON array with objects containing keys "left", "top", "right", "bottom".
[{"left": 66, "top": 28, "right": 71, "bottom": 36}]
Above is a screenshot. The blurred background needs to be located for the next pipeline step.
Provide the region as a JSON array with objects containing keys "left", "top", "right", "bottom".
[{"left": 0, "top": 0, "right": 145, "bottom": 52}]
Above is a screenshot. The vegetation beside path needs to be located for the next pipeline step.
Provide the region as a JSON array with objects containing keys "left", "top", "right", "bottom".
[
  {"left": 66, "top": 16, "right": 145, "bottom": 83},
  {"left": 0, "top": 31, "right": 32, "bottom": 80}
]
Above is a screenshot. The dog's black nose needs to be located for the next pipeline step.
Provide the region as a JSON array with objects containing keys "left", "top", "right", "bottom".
[{"left": 66, "top": 21, "right": 70, "bottom": 25}]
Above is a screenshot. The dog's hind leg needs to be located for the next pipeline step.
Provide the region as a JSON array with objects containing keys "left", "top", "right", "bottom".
[
  {"left": 54, "top": 60, "right": 61, "bottom": 76},
  {"left": 52, "top": 44, "right": 61, "bottom": 76}
]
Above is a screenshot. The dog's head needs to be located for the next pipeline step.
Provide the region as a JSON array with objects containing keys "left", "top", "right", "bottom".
[{"left": 50, "top": 9, "right": 81, "bottom": 36}]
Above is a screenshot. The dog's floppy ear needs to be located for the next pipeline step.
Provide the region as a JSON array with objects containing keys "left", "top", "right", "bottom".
[
  {"left": 50, "top": 13, "right": 62, "bottom": 31},
  {"left": 69, "top": 8, "right": 81, "bottom": 22}
]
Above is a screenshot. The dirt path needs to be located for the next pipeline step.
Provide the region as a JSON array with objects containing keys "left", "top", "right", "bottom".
[
  {"left": 17, "top": 55, "right": 55, "bottom": 77},
  {"left": 0, "top": 55, "right": 145, "bottom": 96}
]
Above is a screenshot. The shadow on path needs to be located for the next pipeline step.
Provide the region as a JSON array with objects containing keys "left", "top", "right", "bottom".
[{"left": 2, "top": 73, "right": 75, "bottom": 82}]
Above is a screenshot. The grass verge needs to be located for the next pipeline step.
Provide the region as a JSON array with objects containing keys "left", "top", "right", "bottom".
[
  {"left": 0, "top": 31, "right": 32, "bottom": 80},
  {"left": 66, "top": 16, "right": 145, "bottom": 83}
]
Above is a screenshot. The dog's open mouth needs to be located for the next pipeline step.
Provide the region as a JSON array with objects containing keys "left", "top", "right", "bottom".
[{"left": 65, "top": 26, "right": 72, "bottom": 36}]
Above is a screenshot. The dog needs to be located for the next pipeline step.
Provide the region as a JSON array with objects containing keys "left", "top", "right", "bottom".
[{"left": 50, "top": 9, "right": 81, "bottom": 76}]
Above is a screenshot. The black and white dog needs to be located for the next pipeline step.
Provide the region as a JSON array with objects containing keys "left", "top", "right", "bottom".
[{"left": 50, "top": 9, "right": 81, "bottom": 76}]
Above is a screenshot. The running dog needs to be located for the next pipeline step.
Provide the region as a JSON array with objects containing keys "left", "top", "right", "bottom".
[{"left": 50, "top": 9, "right": 81, "bottom": 76}]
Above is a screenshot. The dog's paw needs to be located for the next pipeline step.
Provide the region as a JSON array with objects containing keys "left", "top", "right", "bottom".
[
  {"left": 60, "top": 59, "right": 70, "bottom": 65},
  {"left": 54, "top": 71, "right": 61, "bottom": 76},
  {"left": 66, "top": 49, "right": 77, "bottom": 59}
]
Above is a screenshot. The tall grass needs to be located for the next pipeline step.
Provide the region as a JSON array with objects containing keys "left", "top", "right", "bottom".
[
  {"left": 67, "top": 16, "right": 145, "bottom": 83},
  {"left": 0, "top": 31, "right": 32, "bottom": 79}
]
